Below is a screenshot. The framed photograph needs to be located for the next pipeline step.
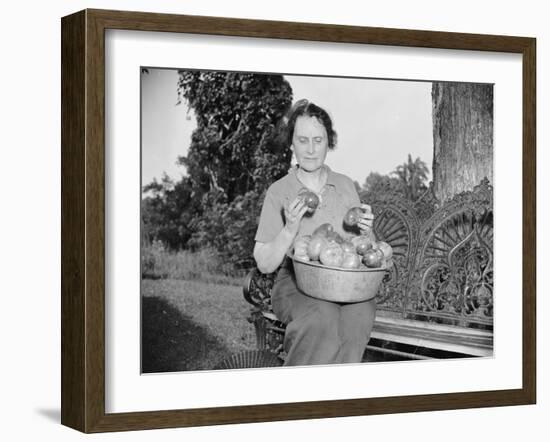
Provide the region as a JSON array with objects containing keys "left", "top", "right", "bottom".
[{"left": 61, "top": 9, "right": 536, "bottom": 433}]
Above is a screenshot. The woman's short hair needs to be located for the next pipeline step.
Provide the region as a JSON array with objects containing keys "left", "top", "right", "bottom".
[{"left": 284, "top": 99, "right": 337, "bottom": 150}]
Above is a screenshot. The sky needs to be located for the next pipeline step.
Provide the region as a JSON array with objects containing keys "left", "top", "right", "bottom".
[{"left": 141, "top": 68, "right": 433, "bottom": 187}]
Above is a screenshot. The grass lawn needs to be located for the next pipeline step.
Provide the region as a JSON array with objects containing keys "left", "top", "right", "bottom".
[{"left": 141, "top": 278, "right": 256, "bottom": 373}]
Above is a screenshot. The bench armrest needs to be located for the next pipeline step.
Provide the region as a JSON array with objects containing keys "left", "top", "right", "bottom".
[{"left": 243, "top": 269, "right": 260, "bottom": 307}]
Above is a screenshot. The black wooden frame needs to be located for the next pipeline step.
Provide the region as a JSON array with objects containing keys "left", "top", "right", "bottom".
[{"left": 61, "top": 8, "right": 536, "bottom": 433}]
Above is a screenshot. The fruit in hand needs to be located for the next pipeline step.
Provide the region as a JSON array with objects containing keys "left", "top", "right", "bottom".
[
  {"left": 362, "top": 248, "right": 384, "bottom": 268},
  {"left": 319, "top": 243, "right": 344, "bottom": 267},
  {"left": 299, "top": 190, "right": 320, "bottom": 213},
  {"left": 343, "top": 207, "right": 364, "bottom": 226},
  {"left": 312, "top": 223, "right": 334, "bottom": 238}
]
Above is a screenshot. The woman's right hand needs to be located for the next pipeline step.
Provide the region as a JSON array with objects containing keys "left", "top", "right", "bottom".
[
  {"left": 283, "top": 196, "right": 309, "bottom": 237},
  {"left": 254, "top": 196, "right": 308, "bottom": 274}
]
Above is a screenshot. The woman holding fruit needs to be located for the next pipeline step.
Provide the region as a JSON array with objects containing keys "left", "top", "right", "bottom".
[{"left": 253, "top": 99, "right": 378, "bottom": 367}]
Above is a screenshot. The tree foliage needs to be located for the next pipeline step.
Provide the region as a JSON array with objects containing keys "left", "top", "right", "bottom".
[
  {"left": 176, "top": 71, "right": 293, "bottom": 201},
  {"left": 362, "top": 172, "right": 403, "bottom": 194},
  {"left": 141, "top": 174, "right": 200, "bottom": 250},
  {"left": 393, "top": 154, "right": 430, "bottom": 201},
  {"left": 361, "top": 155, "right": 430, "bottom": 203},
  {"left": 141, "top": 71, "right": 293, "bottom": 271}
]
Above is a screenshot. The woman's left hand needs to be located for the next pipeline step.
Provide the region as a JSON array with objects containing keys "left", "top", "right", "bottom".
[{"left": 357, "top": 203, "right": 374, "bottom": 233}]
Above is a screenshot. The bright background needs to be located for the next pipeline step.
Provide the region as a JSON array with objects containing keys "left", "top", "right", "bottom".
[
  {"left": 142, "top": 69, "right": 434, "bottom": 186},
  {"left": 0, "top": 0, "right": 547, "bottom": 441}
]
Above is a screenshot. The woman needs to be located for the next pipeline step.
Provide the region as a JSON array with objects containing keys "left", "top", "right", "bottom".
[{"left": 253, "top": 99, "right": 376, "bottom": 366}]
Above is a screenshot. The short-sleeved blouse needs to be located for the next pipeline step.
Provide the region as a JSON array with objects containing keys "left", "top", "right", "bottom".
[{"left": 254, "top": 165, "right": 361, "bottom": 245}]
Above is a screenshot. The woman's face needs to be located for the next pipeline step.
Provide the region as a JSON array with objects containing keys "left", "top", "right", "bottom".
[{"left": 291, "top": 115, "right": 329, "bottom": 173}]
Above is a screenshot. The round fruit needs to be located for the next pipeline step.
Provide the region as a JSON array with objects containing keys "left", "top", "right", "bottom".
[
  {"left": 362, "top": 248, "right": 384, "bottom": 268},
  {"left": 312, "top": 223, "right": 334, "bottom": 238},
  {"left": 299, "top": 190, "right": 320, "bottom": 212},
  {"left": 354, "top": 235, "right": 375, "bottom": 255},
  {"left": 319, "top": 243, "right": 344, "bottom": 267},
  {"left": 294, "top": 244, "right": 308, "bottom": 257},
  {"left": 343, "top": 207, "right": 363, "bottom": 226},
  {"left": 293, "top": 236, "right": 310, "bottom": 249},
  {"left": 294, "top": 254, "right": 310, "bottom": 262},
  {"left": 307, "top": 236, "right": 328, "bottom": 261},
  {"left": 293, "top": 236, "right": 311, "bottom": 257},
  {"left": 341, "top": 240, "right": 355, "bottom": 254},
  {"left": 375, "top": 241, "right": 393, "bottom": 260},
  {"left": 325, "top": 231, "right": 344, "bottom": 244},
  {"left": 341, "top": 253, "right": 361, "bottom": 269}
]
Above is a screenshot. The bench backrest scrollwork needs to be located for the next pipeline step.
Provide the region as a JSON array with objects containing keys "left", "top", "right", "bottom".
[{"left": 365, "top": 178, "right": 493, "bottom": 329}]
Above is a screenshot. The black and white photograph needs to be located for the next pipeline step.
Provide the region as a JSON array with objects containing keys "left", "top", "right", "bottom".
[
  {"left": 140, "top": 68, "right": 494, "bottom": 373},
  {"left": 2, "top": 0, "right": 545, "bottom": 438}
]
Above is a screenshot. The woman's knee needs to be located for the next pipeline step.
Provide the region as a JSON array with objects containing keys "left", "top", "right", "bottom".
[
  {"left": 298, "top": 301, "right": 340, "bottom": 334},
  {"left": 340, "top": 301, "right": 376, "bottom": 341}
]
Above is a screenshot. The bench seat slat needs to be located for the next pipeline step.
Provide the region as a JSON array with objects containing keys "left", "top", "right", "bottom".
[{"left": 372, "top": 316, "right": 493, "bottom": 357}]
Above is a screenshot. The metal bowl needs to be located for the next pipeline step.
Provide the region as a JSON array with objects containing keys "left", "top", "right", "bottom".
[{"left": 290, "top": 255, "right": 388, "bottom": 303}]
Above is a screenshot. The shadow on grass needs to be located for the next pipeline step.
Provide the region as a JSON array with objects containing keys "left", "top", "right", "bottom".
[{"left": 142, "top": 296, "right": 230, "bottom": 373}]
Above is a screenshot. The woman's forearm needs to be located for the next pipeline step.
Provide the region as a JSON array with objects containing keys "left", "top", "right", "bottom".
[
  {"left": 254, "top": 194, "right": 307, "bottom": 274},
  {"left": 254, "top": 226, "right": 296, "bottom": 274}
]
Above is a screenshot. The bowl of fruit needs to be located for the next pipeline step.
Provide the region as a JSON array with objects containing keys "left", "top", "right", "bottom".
[{"left": 291, "top": 217, "right": 393, "bottom": 303}]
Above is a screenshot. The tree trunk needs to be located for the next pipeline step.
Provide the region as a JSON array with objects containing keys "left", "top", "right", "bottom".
[{"left": 432, "top": 82, "right": 493, "bottom": 203}]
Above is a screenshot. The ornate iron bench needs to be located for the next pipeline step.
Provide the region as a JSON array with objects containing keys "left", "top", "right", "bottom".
[{"left": 242, "top": 179, "right": 494, "bottom": 365}]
